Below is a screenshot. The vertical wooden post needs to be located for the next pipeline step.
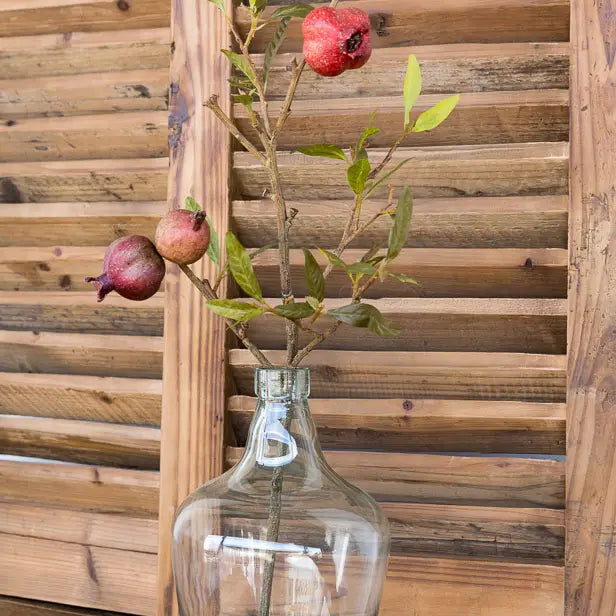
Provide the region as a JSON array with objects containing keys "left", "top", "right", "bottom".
[
  {"left": 567, "top": 1, "right": 616, "bottom": 614},
  {"left": 157, "top": 1, "right": 230, "bottom": 614}
]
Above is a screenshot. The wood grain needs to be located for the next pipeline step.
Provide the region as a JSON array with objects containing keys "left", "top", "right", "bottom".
[
  {"left": 0, "top": 69, "right": 169, "bottom": 119},
  {"left": 157, "top": 1, "right": 231, "bottom": 615},
  {"left": 0, "top": 371, "right": 161, "bottom": 425},
  {"left": 0, "top": 158, "right": 168, "bottom": 203},
  {"left": 0, "top": 28, "right": 170, "bottom": 79},
  {"left": 0, "top": 597, "right": 122, "bottom": 616},
  {"left": 237, "top": 0, "right": 570, "bottom": 52},
  {"left": 229, "top": 395, "right": 565, "bottom": 454},
  {"left": 233, "top": 196, "right": 568, "bottom": 249},
  {"left": 233, "top": 143, "right": 569, "bottom": 200},
  {"left": 566, "top": 0, "right": 616, "bottom": 613},
  {"left": 237, "top": 90, "right": 569, "bottom": 149},
  {"left": 1, "top": 111, "right": 168, "bottom": 161},
  {"left": 229, "top": 349, "right": 567, "bottom": 402}
]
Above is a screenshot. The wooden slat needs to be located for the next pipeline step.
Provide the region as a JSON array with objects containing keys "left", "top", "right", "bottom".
[
  {"left": 0, "top": 291, "right": 164, "bottom": 335},
  {"left": 0, "top": 69, "right": 168, "bottom": 119},
  {"left": 0, "top": 415, "right": 160, "bottom": 469},
  {"left": 157, "top": 0, "right": 231, "bottom": 614},
  {"left": 381, "top": 556, "right": 563, "bottom": 615},
  {"left": 0, "top": 330, "right": 162, "bottom": 378},
  {"left": 0, "top": 201, "right": 165, "bottom": 246},
  {"left": 264, "top": 43, "right": 570, "bottom": 100},
  {"left": 0, "top": 534, "right": 156, "bottom": 615},
  {"left": 0, "top": 596, "right": 127, "bottom": 616},
  {"left": 0, "top": 28, "right": 170, "bottom": 79},
  {"left": 229, "top": 349, "right": 567, "bottom": 402},
  {"left": 0, "top": 502, "right": 157, "bottom": 552},
  {"left": 0, "top": 158, "right": 168, "bottom": 203},
  {"left": 252, "top": 247, "right": 567, "bottom": 298},
  {"left": 233, "top": 196, "right": 568, "bottom": 249},
  {"left": 0, "top": 372, "right": 161, "bottom": 425},
  {"left": 233, "top": 143, "right": 569, "bottom": 200},
  {"left": 237, "top": 0, "right": 570, "bottom": 52},
  {"left": 0, "top": 459, "right": 158, "bottom": 516},
  {"left": 237, "top": 90, "right": 569, "bottom": 149},
  {"left": 246, "top": 298, "right": 567, "bottom": 354},
  {"left": 226, "top": 447, "right": 565, "bottom": 508},
  {"left": 566, "top": 0, "right": 616, "bottom": 613},
  {"left": 0, "top": 0, "right": 170, "bottom": 37},
  {"left": 229, "top": 395, "right": 566, "bottom": 454},
  {"left": 1, "top": 111, "right": 168, "bottom": 161}
]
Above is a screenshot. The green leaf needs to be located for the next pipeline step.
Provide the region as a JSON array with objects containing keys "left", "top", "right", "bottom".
[
  {"left": 388, "top": 272, "right": 419, "bottom": 285},
  {"left": 208, "top": 0, "right": 226, "bottom": 14},
  {"left": 412, "top": 94, "right": 460, "bottom": 133},
  {"left": 347, "top": 157, "right": 371, "bottom": 195},
  {"left": 249, "top": 0, "right": 267, "bottom": 14},
  {"left": 206, "top": 299, "right": 264, "bottom": 322},
  {"left": 263, "top": 17, "right": 291, "bottom": 91},
  {"left": 274, "top": 302, "right": 315, "bottom": 320},
  {"left": 297, "top": 144, "right": 347, "bottom": 161},
  {"left": 317, "top": 248, "right": 346, "bottom": 268},
  {"left": 306, "top": 296, "right": 321, "bottom": 311},
  {"left": 357, "top": 126, "right": 380, "bottom": 152},
  {"left": 234, "top": 93, "right": 253, "bottom": 112},
  {"left": 364, "top": 158, "right": 412, "bottom": 199},
  {"left": 345, "top": 262, "right": 376, "bottom": 275},
  {"left": 204, "top": 215, "right": 219, "bottom": 265},
  {"left": 361, "top": 244, "right": 380, "bottom": 263},
  {"left": 185, "top": 196, "right": 202, "bottom": 212},
  {"left": 271, "top": 3, "right": 313, "bottom": 18},
  {"left": 303, "top": 249, "right": 325, "bottom": 302},
  {"left": 221, "top": 49, "right": 257, "bottom": 88},
  {"left": 367, "top": 313, "right": 401, "bottom": 338},
  {"left": 404, "top": 55, "right": 422, "bottom": 127},
  {"left": 327, "top": 303, "right": 401, "bottom": 338},
  {"left": 228, "top": 74, "right": 254, "bottom": 94},
  {"left": 386, "top": 186, "right": 413, "bottom": 261},
  {"left": 225, "top": 232, "right": 263, "bottom": 301}
]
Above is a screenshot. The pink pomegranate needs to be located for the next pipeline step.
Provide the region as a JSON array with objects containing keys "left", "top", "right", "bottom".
[{"left": 155, "top": 209, "right": 211, "bottom": 266}]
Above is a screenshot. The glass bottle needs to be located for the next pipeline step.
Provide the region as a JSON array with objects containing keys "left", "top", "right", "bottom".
[{"left": 172, "top": 367, "right": 390, "bottom": 616}]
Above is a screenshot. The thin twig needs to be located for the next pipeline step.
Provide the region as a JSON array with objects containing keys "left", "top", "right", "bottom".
[
  {"left": 272, "top": 58, "right": 306, "bottom": 142},
  {"left": 291, "top": 322, "right": 340, "bottom": 367},
  {"left": 367, "top": 131, "right": 408, "bottom": 181}
]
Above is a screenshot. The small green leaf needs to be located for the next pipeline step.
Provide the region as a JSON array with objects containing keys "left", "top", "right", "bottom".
[
  {"left": 206, "top": 299, "right": 264, "bottom": 322},
  {"left": 303, "top": 249, "right": 325, "bottom": 302},
  {"left": 386, "top": 186, "right": 413, "bottom": 261},
  {"left": 357, "top": 127, "right": 380, "bottom": 153},
  {"left": 263, "top": 17, "right": 291, "bottom": 91},
  {"left": 327, "top": 302, "right": 400, "bottom": 338},
  {"left": 361, "top": 244, "right": 380, "bottom": 263},
  {"left": 225, "top": 232, "right": 263, "bottom": 301},
  {"left": 271, "top": 3, "right": 313, "bottom": 18},
  {"left": 404, "top": 55, "right": 422, "bottom": 127},
  {"left": 185, "top": 196, "right": 202, "bottom": 212},
  {"left": 317, "top": 248, "right": 346, "bottom": 268},
  {"left": 228, "top": 75, "right": 254, "bottom": 94},
  {"left": 221, "top": 49, "right": 257, "bottom": 88},
  {"left": 274, "top": 302, "right": 315, "bottom": 320},
  {"left": 306, "top": 296, "right": 321, "bottom": 311},
  {"left": 234, "top": 93, "right": 253, "bottom": 111},
  {"left": 204, "top": 215, "right": 219, "bottom": 265},
  {"left": 297, "top": 144, "right": 347, "bottom": 161},
  {"left": 364, "top": 158, "right": 412, "bottom": 199},
  {"left": 208, "top": 0, "right": 226, "bottom": 14},
  {"left": 249, "top": 0, "right": 267, "bottom": 14},
  {"left": 367, "top": 313, "right": 400, "bottom": 338},
  {"left": 388, "top": 272, "right": 419, "bottom": 285},
  {"left": 347, "top": 157, "right": 371, "bottom": 195},
  {"left": 412, "top": 94, "right": 460, "bottom": 133},
  {"left": 345, "top": 262, "right": 376, "bottom": 275}
]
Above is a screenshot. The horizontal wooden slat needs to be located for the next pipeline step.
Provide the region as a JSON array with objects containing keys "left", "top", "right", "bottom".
[
  {"left": 0, "top": 291, "right": 164, "bottom": 335},
  {"left": 0, "top": 111, "right": 168, "bottom": 161},
  {"left": 0, "top": 330, "right": 162, "bottom": 378},
  {"left": 0, "top": 596, "right": 121, "bottom": 616},
  {"left": 237, "top": 0, "right": 570, "bottom": 52},
  {"left": 0, "top": 0, "right": 170, "bottom": 37},
  {"left": 0, "top": 201, "right": 165, "bottom": 246},
  {"left": 229, "top": 395, "right": 565, "bottom": 454},
  {"left": 237, "top": 90, "right": 569, "bottom": 149},
  {"left": 226, "top": 447, "right": 564, "bottom": 507},
  {"left": 0, "top": 372, "right": 161, "bottom": 425},
  {"left": 252, "top": 248, "right": 567, "bottom": 298},
  {"left": 0, "top": 415, "right": 160, "bottom": 469},
  {"left": 0, "top": 28, "right": 170, "bottom": 79},
  {"left": 0, "top": 158, "right": 168, "bottom": 203},
  {"left": 233, "top": 196, "right": 568, "bottom": 249},
  {"left": 0, "top": 68, "right": 168, "bottom": 119},
  {"left": 246, "top": 298, "right": 567, "bottom": 354},
  {"left": 0, "top": 459, "right": 158, "bottom": 515},
  {"left": 233, "top": 143, "right": 568, "bottom": 200},
  {"left": 229, "top": 350, "right": 567, "bottom": 402},
  {"left": 0, "top": 533, "right": 156, "bottom": 615},
  {"left": 264, "top": 43, "right": 570, "bottom": 99},
  {"left": 0, "top": 502, "right": 157, "bottom": 552}
]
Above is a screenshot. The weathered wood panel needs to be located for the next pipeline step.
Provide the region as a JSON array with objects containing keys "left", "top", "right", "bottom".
[
  {"left": 566, "top": 0, "right": 616, "bottom": 613},
  {"left": 0, "top": 596, "right": 125, "bottom": 616},
  {"left": 229, "top": 350, "right": 567, "bottom": 402}
]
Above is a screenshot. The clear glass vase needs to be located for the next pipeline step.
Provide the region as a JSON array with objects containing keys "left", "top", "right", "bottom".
[{"left": 172, "top": 367, "right": 390, "bottom": 616}]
